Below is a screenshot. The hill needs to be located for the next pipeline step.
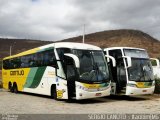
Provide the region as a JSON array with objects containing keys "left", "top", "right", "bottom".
[
  {"left": 61, "top": 29, "right": 160, "bottom": 58},
  {"left": 0, "top": 39, "right": 52, "bottom": 60},
  {"left": 0, "top": 29, "right": 160, "bottom": 61}
]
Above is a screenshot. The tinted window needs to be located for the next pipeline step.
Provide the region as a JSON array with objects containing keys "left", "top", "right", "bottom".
[
  {"left": 3, "top": 49, "right": 57, "bottom": 69},
  {"left": 124, "top": 49, "right": 149, "bottom": 58},
  {"left": 109, "top": 49, "right": 122, "bottom": 60},
  {"left": 56, "top": 48, "right": 71, "bottom": 60}
]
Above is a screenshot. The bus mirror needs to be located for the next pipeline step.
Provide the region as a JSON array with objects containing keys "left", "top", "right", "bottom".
[
  {"left": 105, "top": 55, "right": 116, "bottom": 67},
  {"left": 64, "top": 53, "right": 80, "bottom": 68},
  {"left": 123, "top": 56, "right": 132, "bottom": 68}
]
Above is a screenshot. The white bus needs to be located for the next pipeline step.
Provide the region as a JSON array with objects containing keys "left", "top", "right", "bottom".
[
  {"left": 2, "top": 42, "right": 115, "bottom": 100},
  {"left": 104, "top": 47, "right": 155, "bottom": 95},
  {"left": 150, "top": 58, "right": 160, "bottom": 78}
]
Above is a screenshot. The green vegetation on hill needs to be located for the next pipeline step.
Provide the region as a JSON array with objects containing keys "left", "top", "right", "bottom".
[{"left": 151, "top": 60, "right": 157, "bottom": 66}]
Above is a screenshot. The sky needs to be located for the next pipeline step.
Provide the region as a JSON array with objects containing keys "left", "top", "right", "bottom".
[{"left": 0, "top": 0, "right": 160, "bottom": 41}]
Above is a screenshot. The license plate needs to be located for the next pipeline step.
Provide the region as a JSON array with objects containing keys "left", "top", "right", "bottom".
[{"left": 95, "top": 93, "right": 102, "bottom": 96}]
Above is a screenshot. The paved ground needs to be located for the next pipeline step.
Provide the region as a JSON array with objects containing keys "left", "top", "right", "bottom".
[{"left": 0, "top": 89, "right": 160, "bottom": 114}]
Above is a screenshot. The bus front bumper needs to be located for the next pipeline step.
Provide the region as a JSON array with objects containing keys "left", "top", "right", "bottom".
[
  {"left": 126, "top": 86, "right": 155, "bottom": 96},
  {"left": 75, "top": 87, "right": 111, "bottom": 100}
]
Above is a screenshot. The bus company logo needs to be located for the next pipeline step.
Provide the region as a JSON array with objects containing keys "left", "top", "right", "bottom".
[{"left": 10, "top": 70, "right": 24, "bottom": 76}]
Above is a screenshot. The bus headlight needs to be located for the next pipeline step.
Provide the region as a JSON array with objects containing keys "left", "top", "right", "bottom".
[{"left": 127, "top": 83, "right": 137, "bottom": 87}]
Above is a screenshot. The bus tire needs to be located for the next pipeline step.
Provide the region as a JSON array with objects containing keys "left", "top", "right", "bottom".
[
  {"left": 13, "top": 83, "right": 18, "bottom": 94},
  {"left": 51, "top": 85, "right": 57, "bottom": 100},
  {"left": 8, "top": 82, "right": 13, "bottom": 93}
]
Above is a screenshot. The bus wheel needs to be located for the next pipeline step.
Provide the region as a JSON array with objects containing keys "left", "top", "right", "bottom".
[
  {"left": 51, "top": 85, "right": 57, "bottom": 100},
  {"left": 13, "top": 83, "right": 18, "bottom": 94},
  {"left": 8, "top": 82, "right": 13, "bottom": 93}
]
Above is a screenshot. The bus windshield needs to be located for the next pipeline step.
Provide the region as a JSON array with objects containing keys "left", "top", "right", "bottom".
[
  {"left": 128, "top": 58, "right": 154, "bottom": 82},
  {"left": 124, "top": 49, "right": 154, "bottom": 82},
  {"left": 72, "top": 50, "right": 109, "bottom": 82}
]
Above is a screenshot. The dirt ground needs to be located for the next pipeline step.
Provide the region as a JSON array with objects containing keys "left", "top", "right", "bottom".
[{"left": 0, "top": 89, "right": 160, "bottom": 114}]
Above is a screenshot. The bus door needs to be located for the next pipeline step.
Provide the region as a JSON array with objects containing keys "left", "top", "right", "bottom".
[
  {"left": 56, "top": 48, "right": 77, "bottom": 99},
  {"left": 117, "top": 58, "right": 127, "bottom": 94},
  {"left": 64, "top": 55, "right": 77, "bottom": 99},
  {"left": 109, "top": 50, "right": 127, "bottom": 94},
  {"left": 56, "top": 60, "right": 69, "bottom": 99}
]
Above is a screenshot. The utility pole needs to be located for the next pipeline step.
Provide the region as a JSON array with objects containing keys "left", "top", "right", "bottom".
[
  {"left": 10, "top": 42, "right": 16, "bottom": 56},
  {"left": 10, "top": 46, "right": 12, "bottom": 56},
  {"left": 82, "top": 24, "right": 85, "bottom": 43}
]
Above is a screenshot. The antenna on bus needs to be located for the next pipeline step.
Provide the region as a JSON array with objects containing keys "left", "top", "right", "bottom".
[{"left": 82, "top": 24, "right": 85, "bottom": 43}]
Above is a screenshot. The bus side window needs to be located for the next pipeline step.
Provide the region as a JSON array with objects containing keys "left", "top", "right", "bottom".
[
  {"left": 47, "top": 50, "right": 56, "bottom": 66},
  {"left": 3, "top": 60, "right": 10, "bottom": 69},
  {"left": 36, "top": 52, "right": 43, "bottom": 66},
  {"left": 20, "top": 56, "right": 29, "bottom": 68},
  {"left": 14, "top": 57, "right": 21, "bottom": 68},
  {"left": 65, "top": 57, "right": 76, "bottom": 79},
  {"left": 56, "top": 48, "right": 71, "bottom": 60},
  {"left": 20, "top": 56, "right": 26, "bottom": 68},
  {"left": 43, "top": 49, "right": 57, "bottom": 67},
  {"left": 43, "top": 52, "right": 49, "bottom": 66},
  {"left": 28, "top": 55, "right": 36, "bottom": 67},
  {"left": 10, "top": 59, "right": 14, "bottom": 69},
  {"left": 3, "top": 49, "right": 57, "bottom": 69}
]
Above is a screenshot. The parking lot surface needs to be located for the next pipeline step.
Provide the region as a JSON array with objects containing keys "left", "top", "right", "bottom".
[{"left": 0, "top": 89, "right": 160, "bottom": 114}]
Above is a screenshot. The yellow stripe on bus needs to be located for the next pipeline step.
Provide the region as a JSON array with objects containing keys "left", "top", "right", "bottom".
[
  {"left": 3, "top": 48, "right": 40, "bottom": 60},
  {"left": 82, "top": 83, "right": 101, "bottom": 89}
]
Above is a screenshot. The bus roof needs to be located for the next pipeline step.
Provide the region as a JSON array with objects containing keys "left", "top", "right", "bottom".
[
  {"left": 3, "top": 42, "right": 101, "bottom": 60},
  {"left": 41, "top": 42, "right": 101, "bottom": 50},
  {"left": 104, "top": 47, "right": 146, "bottom": 51}
]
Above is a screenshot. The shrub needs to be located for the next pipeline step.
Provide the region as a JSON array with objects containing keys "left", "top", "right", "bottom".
[
  {"left": 154, "top": 78, "right": 160, "bottom": 94},
  {"left": 151, "top": 59, "right": 157, "bottom": 66}
]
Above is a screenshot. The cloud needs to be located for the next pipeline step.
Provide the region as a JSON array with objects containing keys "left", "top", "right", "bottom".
[{"left": 0, "top": 0, "right": 160, "bottom": 41}]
